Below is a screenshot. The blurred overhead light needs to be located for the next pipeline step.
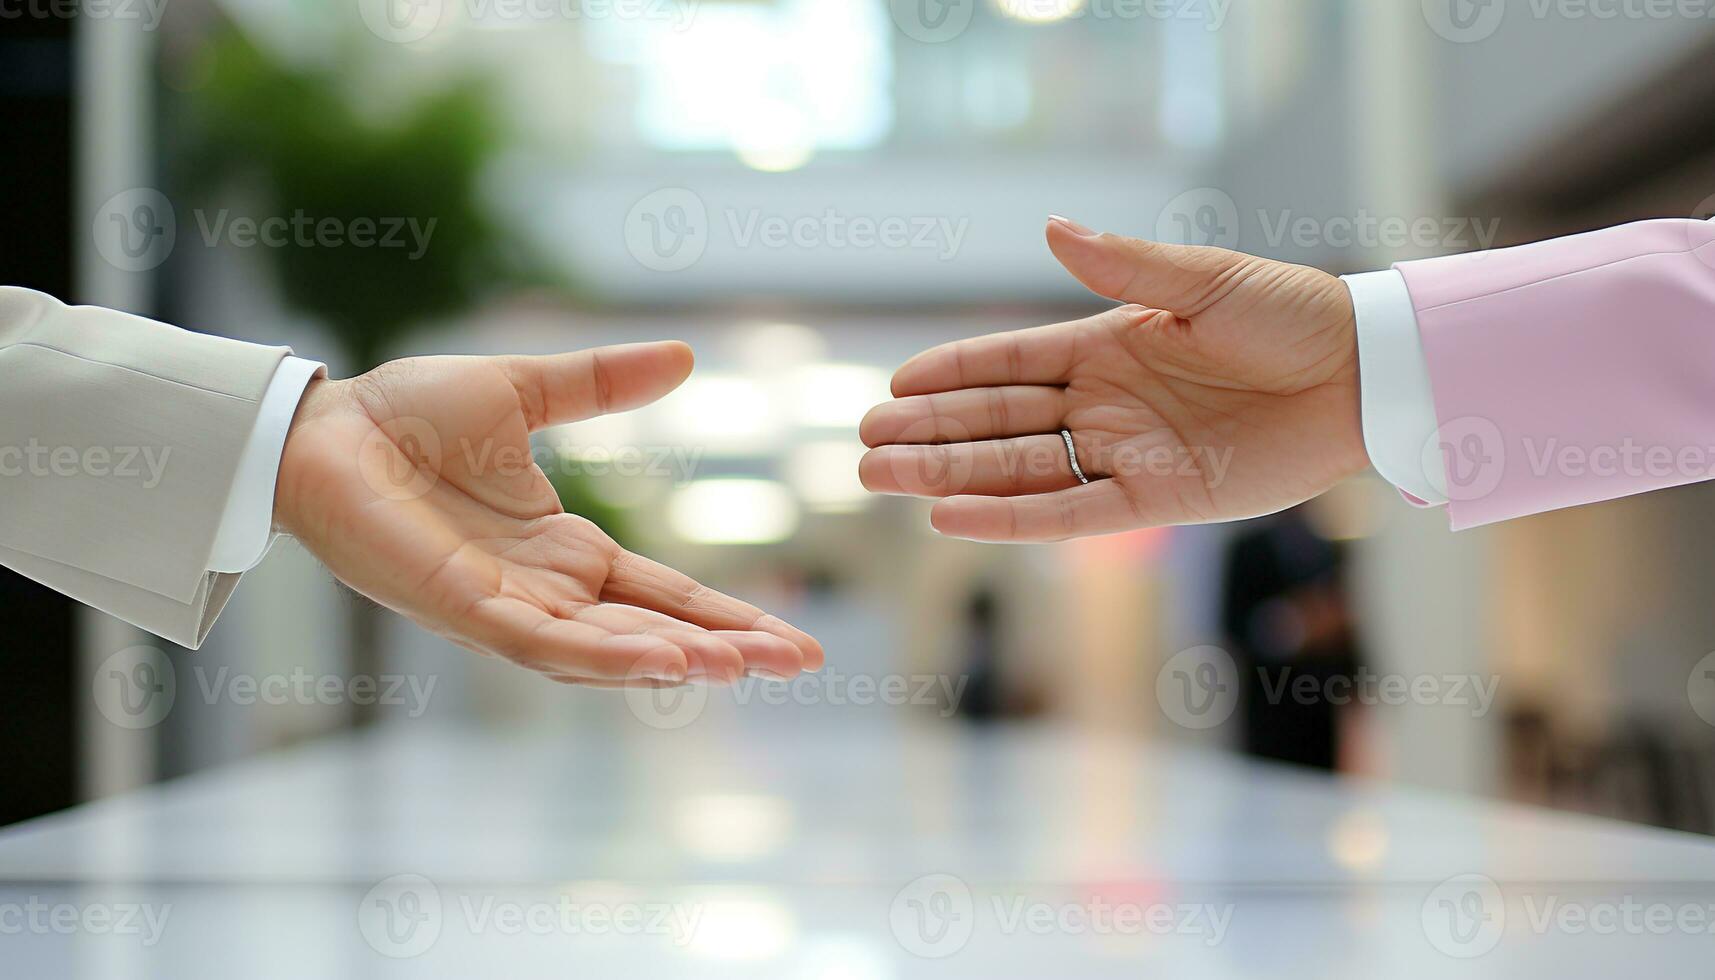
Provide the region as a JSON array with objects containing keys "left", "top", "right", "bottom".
[
  {"left": 735, "top": 321, "right": 827, "bottom": 374},
  {"left": 669, "top": 480, "right": 800, "bottom": 545},
  {"left": 734, "top": 99, "right": 816, "bottom": 173},
  {"left": 787, "top": 442, "right": 872, "bottom": 514},
  {"left": 684, "top": 891, "right": 795, "bottom": 960},
  {"left": 621, "top": 0, "right": 891, "bottom": 157},
  {"left": 1327, "top": 808, "right": 1390, "bottom": 873},
  {"left": 798, "top": 935, "right": 894, "bottom": 980},
  {"left": 991, "top": 0, "right": 1087, "bottom": 23},
  {"left": 660, "top": 374, "right": 780, "bottom": 455},
  {"left": 786, "top": 363, "right": 891, "bottom": 429},
  {"left": 673, "top": 794, "right": 793, "bottom": 862}
]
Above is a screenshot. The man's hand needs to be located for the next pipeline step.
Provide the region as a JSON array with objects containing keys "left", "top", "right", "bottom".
[
  {"left": 274, "top": 344, "right": 822, "bottom": 686},
  {"left": 859, "top": 217, "right": 1368, "bottom": 541}
]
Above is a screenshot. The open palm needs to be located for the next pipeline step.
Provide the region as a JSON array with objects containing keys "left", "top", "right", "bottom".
[
  {"left": 859, "top": 219, "right": 1369, "bottom": 540},
  {"left": 276, "top": 346, "right": 821, "bottom": 686}
]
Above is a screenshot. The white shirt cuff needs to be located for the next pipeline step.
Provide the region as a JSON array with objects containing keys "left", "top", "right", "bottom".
[
  {"left": 208, "top": 355, "right": 325, "bottom": 574},
  {"left": 1343, "top": 270, "right": 1447, "bottom": 505}
]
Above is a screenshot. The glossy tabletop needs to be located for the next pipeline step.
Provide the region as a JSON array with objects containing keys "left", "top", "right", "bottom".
[{"left": 2, "top": 716, "right": 1713, "bottom": 977}]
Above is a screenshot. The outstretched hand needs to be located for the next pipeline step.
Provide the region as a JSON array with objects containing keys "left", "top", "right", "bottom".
[
  {"left": 860, "top": 217, "right": 1369, "bottom": 541},
  {"left": 275, "top": 344, "right": 822, "bottom": 687}
]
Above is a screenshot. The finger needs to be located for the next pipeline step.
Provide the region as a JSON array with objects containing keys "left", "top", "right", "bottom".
[
  {"left": 890, "top": 321, "right": 1084, "bottom": 398},
  {"left": 561, "top": 603, "right": 747, "bottom": 684},
  {"left": 466, "top": 596, "right": 690, "bottom": 682},
  {"left": 859, "top": 436, "right": 1078, "bottom": 498},
  {"left": 713, "top": 630, "right": 805, "bottom": 680},
  {"left": 498, "top": 341, "right": 695, "bottom": 430},
  {"left": 571, "top": 632, "right": 803, "bottom": 686},
  {"left": 602, "top": 552, "right": 825, "bottom": 671},
  {"left": 929, "top": 481, "right": 1145, "bottom": 542},
  {"left": 860, "top": 386, "right": 1067, "bottom": 448},
  {"left": 1046, "top": 216, "right": 1250, "bottom": 316}
]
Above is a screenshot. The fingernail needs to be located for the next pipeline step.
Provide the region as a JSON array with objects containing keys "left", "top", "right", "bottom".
[
  {"left": 646, "top": 666, "right": 686, "bottom": 684},
  {"left": 1049, "top": 214, "right": 1098, "bottom": 237},
  {"left": 745, "top": 668, "right": 793, "bottom": 683}
]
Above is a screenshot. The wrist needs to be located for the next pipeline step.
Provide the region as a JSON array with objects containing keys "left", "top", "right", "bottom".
[
  {"left": 1336, "top": 293, "right": 1369, "bottom": 476},
  {"left": 274, "top": 376, "right": 343, "bottom": 539},
  {"left": 1313, "top": 272, "right": 1370, "bottom": 482}
]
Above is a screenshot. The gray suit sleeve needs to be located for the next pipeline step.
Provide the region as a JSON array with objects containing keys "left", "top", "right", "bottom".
[{"left": 0, "top": 287, "right": 289, "bottom": 648}]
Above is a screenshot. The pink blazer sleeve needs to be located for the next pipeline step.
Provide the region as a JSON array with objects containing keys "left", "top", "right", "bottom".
[{"left": 1395, "top": 218, "right": 1715, "bottom": 529}]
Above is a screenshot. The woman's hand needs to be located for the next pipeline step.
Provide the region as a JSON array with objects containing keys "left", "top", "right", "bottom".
[
  {"left": 859, "top": 217, "right": 1369, "bottom": 541},
  {"left": 275, "top": 345, "right": 822, "bottom": 686}
]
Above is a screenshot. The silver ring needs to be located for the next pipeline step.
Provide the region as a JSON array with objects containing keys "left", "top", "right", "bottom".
[{"left": 1060, "top": 429, "right": 1090, "bottom": 484}]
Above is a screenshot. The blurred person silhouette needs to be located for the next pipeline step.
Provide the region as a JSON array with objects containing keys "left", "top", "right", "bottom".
[
  {"left": 955, "top": 588, "right": 1005, "bottom": 721},
  {"left": 1219, "top": 506, "right": 1365, "bottom": 771},
  {"left": 951, "top": 586, "right": 1045, "bottom": 722}
]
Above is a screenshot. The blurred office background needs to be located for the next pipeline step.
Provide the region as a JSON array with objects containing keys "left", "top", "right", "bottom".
[{"left": 5, "top": 0, "right": 1715, "bottom": 835}]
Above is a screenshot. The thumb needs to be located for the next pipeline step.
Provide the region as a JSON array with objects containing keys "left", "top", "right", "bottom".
[
  {"left": 499, "top": 340, "right": 694, "bottom": 430},
  {"left": 1046, "top": 216, "right": 1249, "bottom": 316}
]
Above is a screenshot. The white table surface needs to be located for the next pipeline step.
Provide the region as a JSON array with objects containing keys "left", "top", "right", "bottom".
[{"left": 3, "top": 719, "right": 1713, "bottom": 977}]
